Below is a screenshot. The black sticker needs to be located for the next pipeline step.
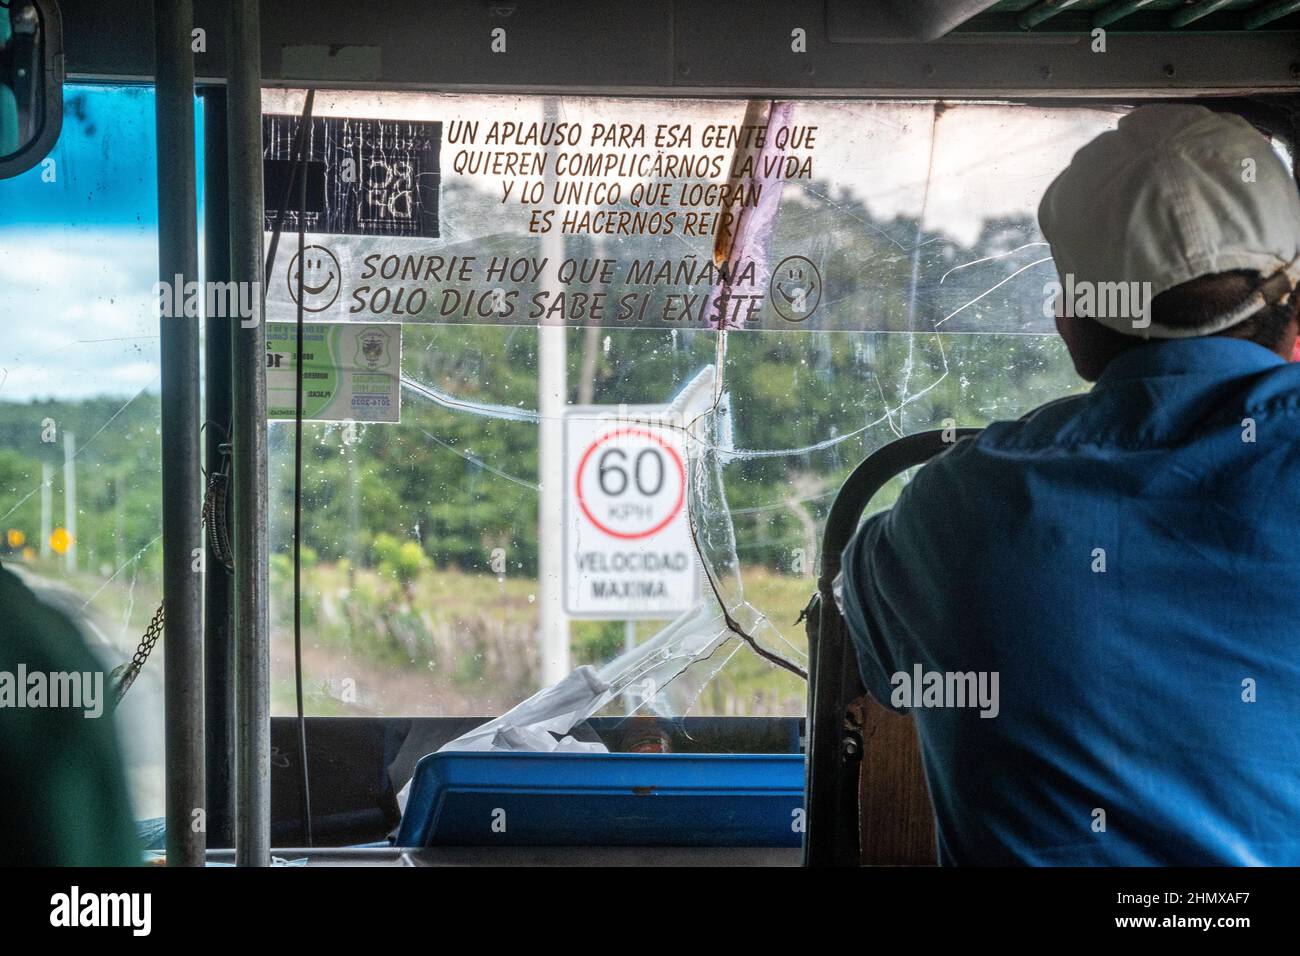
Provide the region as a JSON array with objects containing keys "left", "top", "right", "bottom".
[
  {"left": 264, "top": 158, "right": 327, "bottom": 220},
  {"left": 262, "top": 115, "right": 441, "bottom": 238}
]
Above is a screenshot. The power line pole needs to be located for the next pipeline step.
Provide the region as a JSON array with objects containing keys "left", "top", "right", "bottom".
[
  {"left": 537, "top": 98, "right": 568, "bottom": 686},
  {"left": 40, "top": 462, "right": 52, "bottom": 559},
  {"left": 62, "top": 430, "right": 77, "bottom": 572}
]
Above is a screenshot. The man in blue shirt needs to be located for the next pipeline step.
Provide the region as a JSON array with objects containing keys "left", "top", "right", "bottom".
[{"left": 840, "top": 104, "right": 1300, "bottom": 865}]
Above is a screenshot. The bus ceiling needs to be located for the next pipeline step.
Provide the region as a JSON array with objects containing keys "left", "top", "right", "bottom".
[{"left": 52, "top": 0, "right": 1300, "bottom": 98}]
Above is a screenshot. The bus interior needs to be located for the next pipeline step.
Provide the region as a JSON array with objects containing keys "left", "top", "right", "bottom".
[{"left": 2, "top": 0, "right": 1299, "bottom": 871}]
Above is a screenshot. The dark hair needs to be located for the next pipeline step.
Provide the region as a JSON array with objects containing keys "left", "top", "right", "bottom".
[{"left": 1150, "top": 269, "right": 1298, "bottom": 351}]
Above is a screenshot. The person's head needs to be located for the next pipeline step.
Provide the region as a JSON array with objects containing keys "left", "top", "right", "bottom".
[
  {"left": 1056, "top": 270, "right": 1300, "bottom": 381},
  {"left": 1039, "top": 104, "right": 1300, "bottom": 381}
]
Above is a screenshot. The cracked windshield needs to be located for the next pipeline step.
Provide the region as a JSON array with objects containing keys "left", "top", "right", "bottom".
[{"left": 0, "top": 87, "right": 1124, "bottom": 808}]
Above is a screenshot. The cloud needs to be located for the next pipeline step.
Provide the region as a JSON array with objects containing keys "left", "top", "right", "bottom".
[{"left": 0, "top": 227, "right": 160, "bottom": 402}]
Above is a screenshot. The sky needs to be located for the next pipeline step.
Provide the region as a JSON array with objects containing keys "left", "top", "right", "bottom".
[{"left": 0, "top": 86, "right": 202, "bottom": 402}]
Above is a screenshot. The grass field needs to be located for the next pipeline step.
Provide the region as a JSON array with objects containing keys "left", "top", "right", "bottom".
[
  {"left": 268, "top": 561, "right": 814, "bottom": 719},
  {"left": 12, "top": 551, "right": 816, "bottom": 723}
]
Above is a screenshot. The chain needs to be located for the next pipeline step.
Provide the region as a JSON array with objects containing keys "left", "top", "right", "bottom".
[
  {"left": 133, "top": 601, "right": 165, "bottom": 669},
  {"left": 109, "top": 601, "right": 164, "bottom": 708},
  {"left": 203, "top": 477, "right": 234, "bottom": 572},
  {"left": 110, "top": 428, "right": 232, "bottom": 708},
  {"left": 203, "top": 441, "right": 235, "bottom": 573}
]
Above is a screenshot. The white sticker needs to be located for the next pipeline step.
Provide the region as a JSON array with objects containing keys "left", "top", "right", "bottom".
[{"left": 266, "top": 321, "right": 401, "bottom": 422}]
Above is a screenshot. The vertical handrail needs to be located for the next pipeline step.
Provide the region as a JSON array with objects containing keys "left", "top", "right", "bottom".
[
  {"left": 153, "top": 0, "right": 205, "bottom": 868},
  {"left": 227, "top": 0, "right": 271, "bottom": 867},
  {"left": 201, "top": 84, "right": 235, "bottom": 851}
]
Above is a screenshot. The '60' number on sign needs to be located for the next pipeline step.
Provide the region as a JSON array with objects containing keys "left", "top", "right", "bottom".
[
  {"left": 576, "top": 427, "right": 685, "bottom": 540},
  {"left": 598, "top": 447, "right": 665, "bottom": 498}
]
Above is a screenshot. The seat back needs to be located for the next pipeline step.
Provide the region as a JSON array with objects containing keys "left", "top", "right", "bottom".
[{"left": 804, "top": 429, "right": 979, "bottom": 866}]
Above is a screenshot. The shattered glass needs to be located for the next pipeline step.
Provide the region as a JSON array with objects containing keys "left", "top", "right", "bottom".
[{"left": 259, "top": 91, "right": 1124, "bottom": 737}]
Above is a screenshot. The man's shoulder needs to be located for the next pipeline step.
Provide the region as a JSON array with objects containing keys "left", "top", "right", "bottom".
[
  {"left": 902, "top": 394, "right": 1090, "bottom": 491},
  {"left": 1241, "top": 359, "right": 1300, "bottom": 417},
  {"left": 0, "top": 563, "right": 102, "bottom": 674},
  {"left": 970, "top": 393, "right": 1092, "bottom": 451}
]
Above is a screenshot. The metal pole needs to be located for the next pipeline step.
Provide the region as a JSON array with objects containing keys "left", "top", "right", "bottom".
[
  {"left": 1018, "top": 0, "right": 1083, "bottom": 30},
  {"left": 61, "top": 430, "right": 76, "bottom": 571},
  {"left": 39, "top": 462, "right": 51, "bottom": 558},
  {"left": 153, "top": 0, "right": 205, "bottom": 867},
  {"left": 114, "top": 473, "right": 125, "bottom": 571},
  {"left": 227, "top": 0, "right": 271, "bottom": 867},
  {"left": 623, "top": 621, "right": 637, "bottom": 715},
  {"left": 538, "top": 321, "right": 568, "bottom": 685},
  {"left": 1092, "top": 0, "right": 1158, "bottom": 29},
  {"left": 202, "top": 84, "right": 236, "bottom": 851},
  {"left": 1168, "top": 0, "right": 1235, "bottom": 28},
  {"left": 537, "top": 99, "right": 568, "bottom": 687},
  {"left": 1243, "top": 0, "right": 1300, "bottom": 30}
]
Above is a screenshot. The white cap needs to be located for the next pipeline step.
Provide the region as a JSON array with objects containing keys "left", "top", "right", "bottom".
[{"left": 1039, "top": 104, "right": 1300, "bottom": 339}]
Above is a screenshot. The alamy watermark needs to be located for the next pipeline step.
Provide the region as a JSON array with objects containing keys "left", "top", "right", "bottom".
[
  {"left": 890, "top": 664, "right": 1000, "bottom": 718},
  {"left": 0, "top": 665, "right": 104, "bottom": 718},
  {"left": 50, "top": 886, "right": 150, "bottom": 936},
  {"left": 1044, "top": 274, "right": 1153, "bottom": 329},
  {"left": 154, "top": 274, "right": 260, "bottom": 327}
]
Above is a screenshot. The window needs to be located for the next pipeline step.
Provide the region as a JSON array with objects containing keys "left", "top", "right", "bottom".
[
  {"left": 0, "top": 84, "right": 181, "bottom": 818},
  {"left": 259, "top": 91, "right": 1121, "bottom": 732}
]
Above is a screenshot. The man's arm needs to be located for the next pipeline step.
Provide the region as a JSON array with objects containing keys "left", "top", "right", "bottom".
[{"left": 838, "top": 509, "right": 910, "bottom": 713}]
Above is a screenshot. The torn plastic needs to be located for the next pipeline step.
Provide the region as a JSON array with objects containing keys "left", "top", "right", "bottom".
[
  {"left": 436, "top": 664, "right": 612, "bottom": 754},
  {"left": 397, "top": 336, "right": 808, "bottom": 810}
]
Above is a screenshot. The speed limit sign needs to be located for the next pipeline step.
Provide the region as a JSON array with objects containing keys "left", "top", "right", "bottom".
[{"left": 564, "top": 406, "right": 700, "bottom": 617}]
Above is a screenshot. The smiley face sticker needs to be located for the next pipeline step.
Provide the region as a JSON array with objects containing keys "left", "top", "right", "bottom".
[
  {"left": 770, "top": 255, "right": 823, "bottom": 323},
  {"left": 288, "top": 244, "right": 342, "bottom": 312}
]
